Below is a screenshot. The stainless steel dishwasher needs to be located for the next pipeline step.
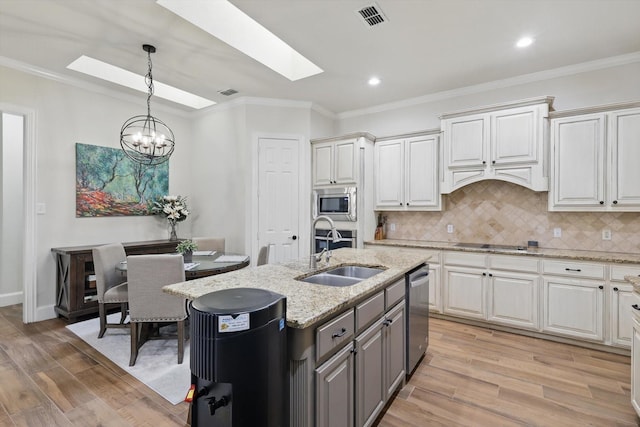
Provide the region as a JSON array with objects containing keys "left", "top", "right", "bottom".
[{"left": 406, "top": 264, "right": 429, "bottom": 376}]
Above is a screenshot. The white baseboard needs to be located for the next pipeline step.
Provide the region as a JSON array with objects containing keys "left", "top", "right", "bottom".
[{"left": 0, "top": 291, "right": 22, "bottom": 307}]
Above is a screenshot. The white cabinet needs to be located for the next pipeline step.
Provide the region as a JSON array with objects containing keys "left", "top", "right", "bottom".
[
  {"left": 313, "top": 139, "right": 358, "bottom": 186},
  {"left": 610, "top": 264, "right": 640, "bottom": 348},
  {"left": 427, "top": 263, "right": 441, "bottom": 313},
  {"left": 487, "top": 270, "right": 540, "bottom": 330},
  {"left": 441, "top": 97, "right": 552, "bottom": 193},
  {"left": 443, "top": 264, "right": 486, "bottom": 319},
  {"left": 374, "top": 134, "right": 441, "bottom": 211},
  {"left": 542, "top": 259, "right": 606, "bottom": 342},
  {"left": 631, "top": 297, "right": 640, "bottom": 417},
  {"left": 549, "top": 106, "right": 640, "bottom": 211}
]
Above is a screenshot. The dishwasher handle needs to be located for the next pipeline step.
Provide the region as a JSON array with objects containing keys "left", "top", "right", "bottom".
[{"left": 409, "top": 270, "right": 429, "bottom": 288}]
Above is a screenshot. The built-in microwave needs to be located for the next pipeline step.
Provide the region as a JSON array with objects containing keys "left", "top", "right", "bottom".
[{"left": 313, "top": 187, "right": 357, "bottom": 222}]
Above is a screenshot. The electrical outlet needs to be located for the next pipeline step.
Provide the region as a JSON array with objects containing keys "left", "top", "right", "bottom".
[
  {"left": 602, "top": 229, "right": 612, "bottom": 240},
  {"left": 447, "top": 224, "right": 454, "bottom": 234},
  {"left": 389, "top": 223, "right": 396, "bottom": 232},
  {"left": 553, "top": 227, "right": 562, "bottom": 238}
]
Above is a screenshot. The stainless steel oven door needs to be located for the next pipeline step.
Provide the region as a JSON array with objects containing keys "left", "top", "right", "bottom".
[
  {"left": 314, "top": 229, "right": 357, "bottom": 253},
  {"left": 313, "top": 187, "right": 357, "bottom": 222}
]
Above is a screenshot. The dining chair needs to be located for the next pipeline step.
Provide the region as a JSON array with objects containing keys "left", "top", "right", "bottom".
[
  {"left": 192, "top": 237, "right": 225, "bottom": 253},
  {"left": 126, "top": 254, "right": 188, "bottom": 366},
  {"left": 257, "top": 245, "right": 270, "bottom": 266},
  {"left": 92, "top": 243, "right": 129, "bottom": 339}
]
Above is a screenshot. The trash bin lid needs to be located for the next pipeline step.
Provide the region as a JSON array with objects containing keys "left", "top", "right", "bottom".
[{"left": 192, "top": 287, "right": 284, "bottom": 315}]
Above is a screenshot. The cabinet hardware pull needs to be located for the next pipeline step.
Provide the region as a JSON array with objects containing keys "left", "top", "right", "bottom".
[
  {"left": 482, "top": 272, "right": 487, "bottom": 276},
  {"left": 482, "top": 161, "right": 486, "bottom": 165},
  {"left": 598, "top": 285, "right": 604, "bottom": 289},
  {"left": 492, "top": 160, "right": 496, "bottom": 164},
  {"left": 489, "top": 273, "right": 493, "bottom": 277},
  {"left": 633, "top": 304, "right": 640, "bottom": 311},
  {"left": 332, "top": 328, "right": 347, "bottom": 338},
  {"left": 613, "top": 200, "right": 618, "bottom": 204},
  {"left": 599, "top": 201, "right": 604, "bottom": 204},
  {"left": 406, "top": 203, "right": 410, "bottom": 206},
  {"left": 565, "top": 268, "right": 582, "bottom": 272},
  {"left": 400, "top": 203, "right": 403, "bottom": 206},
  {"left": 613, "top": 287, "right": 619, "bottom": 291},
  {"left": 384, "top": 318, "right": 393, "bottom": 326}
]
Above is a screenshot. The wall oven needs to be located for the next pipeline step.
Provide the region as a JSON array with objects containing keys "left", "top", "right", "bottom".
[
  {"left": 313, "top": 187, "right": 357, "bottom": 222},
  {"left": 314, "top": 229, "right": 357, "bottom": 253}
]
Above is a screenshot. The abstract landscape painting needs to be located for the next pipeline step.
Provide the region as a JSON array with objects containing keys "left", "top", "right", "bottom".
[{"left": 76, "top": 143, "right": 169, "bottom": 217}]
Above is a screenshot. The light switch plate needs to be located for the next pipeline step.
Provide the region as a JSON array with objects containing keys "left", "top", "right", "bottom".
[
  {"left": 602, "top": 229, "right": 612, "bottom": 240},
  {"left": 553, "top": 227, "right": 562, "bottom": 238},
  {"left": 447, "top": 224, "right": 454, "bottom": 234}
]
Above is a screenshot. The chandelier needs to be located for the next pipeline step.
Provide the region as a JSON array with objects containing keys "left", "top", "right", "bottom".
[{"left": 120, "top": 44, "right": 175, "bottom": 166}]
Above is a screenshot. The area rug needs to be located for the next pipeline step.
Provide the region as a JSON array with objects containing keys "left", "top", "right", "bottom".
[{"left": 66, "top": 314, "right": 190, "bottom": 405}]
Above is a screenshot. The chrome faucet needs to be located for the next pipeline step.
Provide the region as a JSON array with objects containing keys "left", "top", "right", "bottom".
[{"left": 310, "top": 215, "right": 339, "bottom": 268}]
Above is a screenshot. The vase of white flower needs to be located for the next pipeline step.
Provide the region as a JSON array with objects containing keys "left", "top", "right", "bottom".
[{"left": 150, "top": 195, "right": 189, "bottom": 241}]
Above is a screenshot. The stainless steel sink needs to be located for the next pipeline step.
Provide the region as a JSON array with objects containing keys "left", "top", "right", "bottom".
[
  {"left": 298, "top": 265, "right": 385, "bottom": 287},
  {"left": 324, "top": 266, "right": 384, "bottom": 279}
]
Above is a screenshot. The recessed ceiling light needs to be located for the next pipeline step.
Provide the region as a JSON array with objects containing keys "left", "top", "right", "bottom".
[
  {"left": 67, "top": 55, "right": 216, "bottom": 109},
  {"left": 516, "top": 36, "right": 534, "bottom": 48},
  {"left": 156, "top": 0, "right": 323, "bottom": 82},
  {"left": 368, "top": 77, "right": 381, "bottom": 86}
]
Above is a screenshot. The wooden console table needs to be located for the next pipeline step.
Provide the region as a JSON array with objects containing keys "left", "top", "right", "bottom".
[{"left": 51, "top": 239, "right": 180, "bottom": 322}]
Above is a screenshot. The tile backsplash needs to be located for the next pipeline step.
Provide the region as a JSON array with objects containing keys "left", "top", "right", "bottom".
[{"left": 381, "top": 180, "right": 640, "bottom": 254}]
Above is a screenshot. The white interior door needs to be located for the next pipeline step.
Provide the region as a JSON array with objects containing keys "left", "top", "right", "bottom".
[{"left": 258, "top": 137, "right": 299, "bottom": 263}]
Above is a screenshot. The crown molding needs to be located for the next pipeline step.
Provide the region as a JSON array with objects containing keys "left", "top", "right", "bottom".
[
  {"left": 336, "top": 51, "right": 640, "bottom": 120},
  {"left": 191, "top": 95, "right": 336, "bottom": 119}
]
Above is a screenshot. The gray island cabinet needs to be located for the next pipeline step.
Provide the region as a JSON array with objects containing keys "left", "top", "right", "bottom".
[{"left": 162, "top": 247, "right": 429, "bottom": 427}]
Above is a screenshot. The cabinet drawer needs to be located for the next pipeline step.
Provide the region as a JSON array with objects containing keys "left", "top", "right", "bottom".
[
  {"left": 385, "top": 279, "right": 406, "bottom": 310},
  {"left": 316, "top": 309, "right": 355, "bottom": 361},
  {"left": 611, "top": 264, "right": 640, "bottom": 282},
  {"left": 543, "top": 260, "right": 605, "bottom": 280},
  {"left": 489, "top": 255, "right": 539, "bottom": 273},
  {"left": 444, "top": 251, "right": 486, "bottom": 268},
  {"left": 355, "top": 291, "right": 384, "bottom": 332}
]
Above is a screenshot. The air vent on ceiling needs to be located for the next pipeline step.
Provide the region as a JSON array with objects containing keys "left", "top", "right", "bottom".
[
  {"left": 218, "top": 88, "right": 238, "bottom": 96},
  {"left": 356, "top": 3, "right": 388, "bottom": 27}
]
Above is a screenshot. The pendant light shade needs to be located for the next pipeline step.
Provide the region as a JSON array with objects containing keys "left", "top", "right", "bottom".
[{"left": 120, "top": 44, "right": 175, "bottom": 166}]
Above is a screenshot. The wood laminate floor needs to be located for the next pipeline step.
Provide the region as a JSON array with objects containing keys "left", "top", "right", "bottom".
[{"left": 0, "top": 304, "right": 638, "bottom": 426}]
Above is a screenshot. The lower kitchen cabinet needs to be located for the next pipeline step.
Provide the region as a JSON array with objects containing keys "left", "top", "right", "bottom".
[
  {"left": 443, "top": 265, "right": 486, "bottom": 319},
  {"left": 631, "top": 302, "right": 640, "bottom": 417},
  {"left": 611, "top": 284, "right": 635, "bottom": 346},
  {"left": 488, "top": 271, "right": 539, "bottom": 330},
  {"left": 542, "top": 277, "right": 604, "bottom": 341},
  {"left": 316, "top": 342, "right": 355, "bottom": 427}
]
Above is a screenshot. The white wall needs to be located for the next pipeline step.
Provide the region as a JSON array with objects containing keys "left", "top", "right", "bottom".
[
  {"left": 1, "top": 113, "right": 24, "bottom": 305},
  {"left": 336, "top": 62, "right": 640, "bottom": 137},
  {"left": 0, "top": 65, "right": 193, "bottom": 318}
]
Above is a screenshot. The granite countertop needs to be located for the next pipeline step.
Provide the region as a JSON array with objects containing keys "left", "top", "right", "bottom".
[
  {"left": 365, "top": 239, "right": 640, "bottom": 264},
  {"left": 624, "top": 275, "right": 640, "bottom": 293},
  {"left": 163, "top": 247, "right": 429, "bottom": 329}
]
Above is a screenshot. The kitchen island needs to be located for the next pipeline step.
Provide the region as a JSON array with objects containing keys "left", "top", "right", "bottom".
[
  {"left": 164, "top": 247, "right": 430, "bottom": 427},
  {"left": 164, "top": 247, "right": 429, "bottom": 328}
]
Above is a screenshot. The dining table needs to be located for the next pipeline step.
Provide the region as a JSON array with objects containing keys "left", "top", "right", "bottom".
[{"left": 116, "top": 252, "right": 250, "bottom": 280}]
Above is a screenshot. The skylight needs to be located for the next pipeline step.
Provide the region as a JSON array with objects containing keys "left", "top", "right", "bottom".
[
  {"left": 67, "top": 55, "right": 216, "bottom": 109},
  {"left": 156, "top": 0, "right": 323, "bottom": 81}
]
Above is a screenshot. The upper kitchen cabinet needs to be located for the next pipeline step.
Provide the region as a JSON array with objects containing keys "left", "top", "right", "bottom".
[
  {"left": 549, "top": 103, "right": 640, "bottom": 211},
  {"left": 312, "top": 133, "right": 375, "bottom": 187},
  {"left": 374, "top": 132, "right": 441, "bottom": 211},
  {"left": 440, "top": 97, "right": 554, "bottom": 194}
]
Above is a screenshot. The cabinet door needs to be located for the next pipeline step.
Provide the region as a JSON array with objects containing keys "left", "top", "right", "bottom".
[
  {"left": 355, "top": 319, "right": 385, "bottom": 427},
  {"left": 427, "top": 264, "right": 441, "bottom": 313},
  {"left": 443, "top": 266, "right": 486, "bottom": 319},
  {"left": 405, "top": 135, "right": 440, "bottom": 208},
  {"left": 488, "top": 271, "right": 539, "bottom": 330},
  {"left": 611, "top": 284, "right": 634, "bottom": 347},
  {"left": 542, "top": 277, "right": 604, "bottom": 341},
  {"left": 313, "top": 142, "right": 334, "bottom": 186},
  {"left": 316, "top": 342, "right": 355, "bottom": 427},
  {"left": 443, "top": 114, "right": 488, "bottom": 168},
  {"left": 633, "top": 312, "right": 640, "bottom": 417},
  {"left": 374, "top": 139, "right": 404, "bottom": 208},
  {"left": 385, "top": 302, "right": 406, "bottom": 400},
  {"left": 550, "top": 114, "right": 606, "bottom": 209},
  {"left": 491, "top": 105, "right": 539, "bottom": 166},
  {"left": 334, "top": 140, "right": 357, "bottom": 184},
  {"left": 609, "top": 108, "right": 640, "bottom": 208}
]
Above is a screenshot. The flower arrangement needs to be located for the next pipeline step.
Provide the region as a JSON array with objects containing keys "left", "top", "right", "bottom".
[
  {"left": 176, "top": 239, "right": 198, "bottom": 254},
  {"left": 150, "top": 195, "right": 189, "bottom": 240}
]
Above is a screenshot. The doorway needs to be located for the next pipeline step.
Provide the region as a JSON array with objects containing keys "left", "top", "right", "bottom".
[
  {"left": 256, "top": 136, "right": 301, "bottom": 264},
  {"left": 0, "top": 104, "right": 36, "bottom": 323}
]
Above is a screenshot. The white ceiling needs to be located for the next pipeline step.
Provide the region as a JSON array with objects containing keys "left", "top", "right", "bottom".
[{"left": 1, "top": 0, "right": 639, "bottom": 114}]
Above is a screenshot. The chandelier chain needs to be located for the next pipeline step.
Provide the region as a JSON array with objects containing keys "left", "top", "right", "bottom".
[{"left": 145, "top": 50, "right": 154, "bottom": 118}]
